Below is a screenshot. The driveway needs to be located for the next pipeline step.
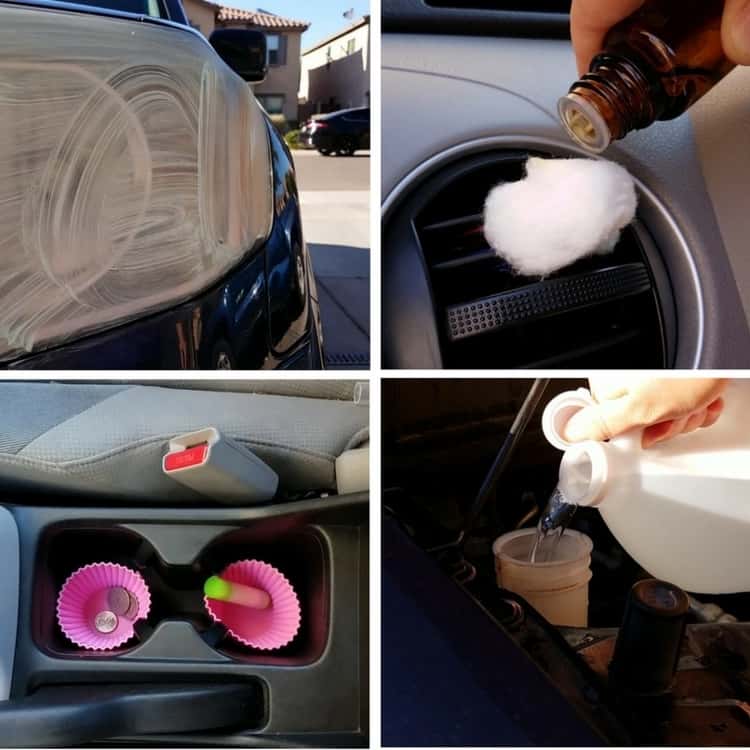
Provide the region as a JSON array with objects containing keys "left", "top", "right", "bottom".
[{"left": 295, "top": 149, "right": 370, "bottom": 370}]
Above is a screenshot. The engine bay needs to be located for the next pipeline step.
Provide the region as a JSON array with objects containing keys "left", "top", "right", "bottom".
[{"left": 383, "top": 378, "right": 750, "bottom": 745}]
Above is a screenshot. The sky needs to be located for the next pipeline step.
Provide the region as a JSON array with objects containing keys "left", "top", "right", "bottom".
[{"left": 236, "top": 1, "right": 370, "bottom": 50}]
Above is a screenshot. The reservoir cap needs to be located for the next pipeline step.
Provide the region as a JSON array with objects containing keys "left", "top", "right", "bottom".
[
  {"left": 631, "top": 579, "right": 690, "bottom": 618},
  {"left": 609, "top": 578, "right": 689, "bottom": 696}
]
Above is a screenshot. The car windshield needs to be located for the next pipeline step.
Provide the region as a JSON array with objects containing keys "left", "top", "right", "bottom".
[{"left": 64, "top": 0, "right": 165, "bottom": 17}]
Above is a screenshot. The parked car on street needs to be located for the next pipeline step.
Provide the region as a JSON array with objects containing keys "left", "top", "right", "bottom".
[
  {"left": 0, "top": 0, "right": 323, "bottom": 370},
  {"left": 301, "top": 108, "right": 370, "bottom": 156}
]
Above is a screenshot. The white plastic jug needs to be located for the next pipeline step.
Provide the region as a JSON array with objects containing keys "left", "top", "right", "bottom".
[{"left": 541, "top": 381, "right": 750, "bottom": 594}]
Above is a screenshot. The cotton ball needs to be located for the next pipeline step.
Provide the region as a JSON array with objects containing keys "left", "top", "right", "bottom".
[{"left": 483, "top": 157, "right": 637, "bottom": 277}]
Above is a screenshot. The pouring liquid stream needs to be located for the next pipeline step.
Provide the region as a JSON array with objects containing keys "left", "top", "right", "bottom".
[{"left": 530, "top": 485, "right": 578, "bottom": 563}]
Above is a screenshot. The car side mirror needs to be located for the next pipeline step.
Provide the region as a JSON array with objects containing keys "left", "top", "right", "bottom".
[{"left": 209, "top": 28, "right": 267, "bottom": 83}]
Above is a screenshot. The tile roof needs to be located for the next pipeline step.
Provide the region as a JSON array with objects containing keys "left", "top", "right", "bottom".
[{"left": 216, "top": 6, "right": 310, "bottom": 30}]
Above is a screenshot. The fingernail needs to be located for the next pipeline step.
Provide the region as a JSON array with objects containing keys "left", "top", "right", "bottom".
[
  {"left": 729, "top": 2, "right": 750, "bottom": 63},
  {"left": 642, "top": 420, "right": 673, "bottom": 449},
  {"left": 707, "top": 397, "right": 724, "bottom": 414}
]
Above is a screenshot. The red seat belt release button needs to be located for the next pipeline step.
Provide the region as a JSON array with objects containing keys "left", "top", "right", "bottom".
[{"left": 164, "top": 444, "right": 208, "bottom": 472}]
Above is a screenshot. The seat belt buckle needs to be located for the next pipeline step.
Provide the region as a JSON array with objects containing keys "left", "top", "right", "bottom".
[{"left": 162, "top": 427, "right": 278, "bottom": 504}]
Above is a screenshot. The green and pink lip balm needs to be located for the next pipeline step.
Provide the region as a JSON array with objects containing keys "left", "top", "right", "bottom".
[{"left": 203, "top": 560, "right": 300, "bottom": 650}]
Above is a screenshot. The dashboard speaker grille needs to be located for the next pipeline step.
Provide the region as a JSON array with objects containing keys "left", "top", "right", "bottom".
[{"left": 446, "top": 263, "right": 652, "bottom": 342}]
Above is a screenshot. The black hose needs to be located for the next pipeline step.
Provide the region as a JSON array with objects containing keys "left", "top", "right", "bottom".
[{"left": 461, "top": 378, "right": 550, "bottom": 540}]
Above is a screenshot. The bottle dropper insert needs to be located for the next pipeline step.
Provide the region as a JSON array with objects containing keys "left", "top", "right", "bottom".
[{"left": 558, "top": 93, "right": 613, "bottom": 153}]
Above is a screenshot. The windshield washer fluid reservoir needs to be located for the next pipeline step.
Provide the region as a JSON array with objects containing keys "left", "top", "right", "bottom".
[{"left": 542, "top": 381, "right": 750, "bottom": 594}]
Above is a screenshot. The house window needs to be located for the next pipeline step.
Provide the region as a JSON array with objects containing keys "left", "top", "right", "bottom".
[
  {"left": 257, "top": 94, "right": 285, "bottom": 115},
  {"left": 267, "top": 34, "right": 282, "bottom": 66},
  {"left": 346, "top": 38, "right": 356, "bottom": 55}
]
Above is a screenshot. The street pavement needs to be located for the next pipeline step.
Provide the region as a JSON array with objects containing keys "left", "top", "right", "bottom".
[{"left": 295, "top": 149, "right": 370, "bottom": 369}]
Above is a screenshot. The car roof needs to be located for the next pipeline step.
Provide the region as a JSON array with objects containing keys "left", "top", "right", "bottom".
[
  {"left": 316, "top": 107, "right": 369, "bottom": 120},
  {"left": 11, "top": 0, "right": 190, "bottom": 26}
]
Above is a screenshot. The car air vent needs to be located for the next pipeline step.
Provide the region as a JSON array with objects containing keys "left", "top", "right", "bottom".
[
  {"left": 385, "top": 150, "right": 676, "bottom": 368},
  {"left": 424, "top": 0, "right": 569, "bottom": 11}
]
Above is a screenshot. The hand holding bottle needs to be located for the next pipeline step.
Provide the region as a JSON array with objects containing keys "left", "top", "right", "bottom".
[
  {"left": 571, "top": 0, "right": 750, "bottom": 76},
  {"left": 561, "top": 0, "right": 747, "bottom": 150},
  {"left": 562, "top": 377, "right": 728, "bottom": 447}
]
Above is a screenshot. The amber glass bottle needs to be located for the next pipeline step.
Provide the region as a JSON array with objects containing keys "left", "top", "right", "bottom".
[{"left": 559, "top": 0, "right": 735, "bottom": 152}]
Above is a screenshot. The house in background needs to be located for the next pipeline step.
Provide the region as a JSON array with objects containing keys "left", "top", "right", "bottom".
[
  {"left": 183, "top": 0, "right": 309, "bottom": 126},
  {"left": 298, "top": 15, "right": 370, "bottom": 121}
]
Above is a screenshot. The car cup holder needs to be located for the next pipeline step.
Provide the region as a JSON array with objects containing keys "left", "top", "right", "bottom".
[
  {"left": 10, "top": 497, "right": 366, "bottom": 746},
  {"left": 35, "top": 523, "right": 327, "bottom": 664}
]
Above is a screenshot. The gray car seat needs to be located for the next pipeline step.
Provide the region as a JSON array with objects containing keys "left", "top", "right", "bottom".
[
  {"left": 61, "top": 380, "right": 363, "bottom": 401},
  {"left": 0, "top": 382, "right": 368, "bottom": 503}
]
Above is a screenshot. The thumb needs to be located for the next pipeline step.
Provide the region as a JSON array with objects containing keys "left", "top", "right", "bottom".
[
  {"left": 562, "top": 398, "right": 639, "bottom": 443},
  {"left": 722, "top": 0, "right": 750, "bottom": 65}
]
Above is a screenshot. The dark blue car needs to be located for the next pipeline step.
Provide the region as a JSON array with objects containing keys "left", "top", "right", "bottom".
[
  {"left": 301, "top": 107, "right": 371, "bottom": 156},
  {"left": 0, "top": 0, "right": 324, "bottom": 369}
]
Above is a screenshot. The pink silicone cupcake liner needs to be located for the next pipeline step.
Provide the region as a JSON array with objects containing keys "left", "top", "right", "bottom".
[
  {"left": 204, "top": 559, "right": 301, "bottom": 650},
  {"left": 56, "top": 562, "right": 151, "bottom": 651}
]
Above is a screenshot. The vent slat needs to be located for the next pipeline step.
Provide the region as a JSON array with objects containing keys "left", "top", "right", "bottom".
[
  {"left": 419, "top": 212, "right": 488, "bottom": 269},
  {"left": 431, "top": 248, "right": 498, "bottom": 270},
  {"left": 421, "top": 214, "right": 483, "bottom": 234},
  {"left": 519, "top": 330, "right": 642, "bottom": 369}
]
